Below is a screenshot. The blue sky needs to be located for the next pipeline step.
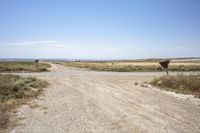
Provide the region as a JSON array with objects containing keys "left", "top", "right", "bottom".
[{"left": 0, "top": 0, "right": 200, "bottom": 59}]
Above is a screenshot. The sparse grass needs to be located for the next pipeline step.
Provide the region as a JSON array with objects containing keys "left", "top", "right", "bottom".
[
  {"left": 0, "top": 74, "right": 49, "bottom": 131},
  {"left": 0, "top": 62, "right": 51, "bottom": 72},
  {"left": 150, "top": 75, "right": 200, "bottom": 97},
  {"left": 57, "top": 61, "right": 200, "bottom": 72}
]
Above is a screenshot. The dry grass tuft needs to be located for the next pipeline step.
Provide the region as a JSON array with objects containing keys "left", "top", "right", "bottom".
[
  {"left": 0, "top": 62, "right": 51, "bottom": 72},
  {"left": 150, "top": 75, "right": 200, "bottom": 97},
  {"left": 0, "top": 74, "right": 48, "bottom": 131}
]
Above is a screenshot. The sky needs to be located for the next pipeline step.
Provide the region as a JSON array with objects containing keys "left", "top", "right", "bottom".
[{"left": 0, "top": 0, "right": 200, "bottom": 59}]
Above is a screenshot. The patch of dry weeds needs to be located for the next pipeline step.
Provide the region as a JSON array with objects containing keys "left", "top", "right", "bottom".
[
  {"left": 150, "top": 75, "right": 200, "bottom": 98},
  {"left": 0, "top": 74, "right": 49, "bottom": 131}
]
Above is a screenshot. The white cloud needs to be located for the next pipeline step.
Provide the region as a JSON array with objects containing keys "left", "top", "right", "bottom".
[
  {"left": 1, "top": 40, "right": 199, "bottom": 59},
  {"left": 2, "top": 40, "right": 69, "bottom": 48},
  {"left": 151, "top": 45, "right": 189, "bottom": 51},
  {"left": 175, "top": 46, "right": 186, "bottom": 49}
]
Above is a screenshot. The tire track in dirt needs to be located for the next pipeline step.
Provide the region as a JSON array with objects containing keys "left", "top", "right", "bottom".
[{"left": 10, "top": 63, "right": 200, "bottom": 133}]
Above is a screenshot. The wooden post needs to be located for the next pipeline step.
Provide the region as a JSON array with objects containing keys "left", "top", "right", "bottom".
[
  {"left": 166, "top": 68, "right": 169, "bottom": 75},
  {"left": 34, "top": 60, "right": 39, "bottom": 72}
]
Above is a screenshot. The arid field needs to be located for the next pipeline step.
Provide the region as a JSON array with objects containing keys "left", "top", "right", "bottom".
[
  {"left": 1, "top": 0, "right": 200, "bottom": 132},
  {"left": 57, "top": 60, "right": 200, "bottom": 72},
  {"left": 0, "top": 62, "right": 51, "bottom": 72},
  {"left": 0, "top": 61, "right": 200, "bottom": 133}
]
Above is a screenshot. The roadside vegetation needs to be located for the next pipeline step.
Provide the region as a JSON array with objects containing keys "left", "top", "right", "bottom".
[
  {"left": 57, "top": 61, "right": 200, "bottom": 72},
  {"left": 150, "top": 75, "right": 200, "bottom": 98},
  {"left": 0, "top": 62, "right": 51, "bottom": 72},
  {"left": 0, "top": 74, "right": 49, "bottom": 131}
]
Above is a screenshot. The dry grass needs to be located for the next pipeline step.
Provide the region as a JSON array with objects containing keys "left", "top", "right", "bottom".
[
  {"left": 150, "top": 75, "right": 200, "bottom": 97},
  {"left": 0, "top": 74, "right": 49, "bottom": 131},
  {"left": 57, "top": 61, "right": 200, "bottom": 72},
  {"left": 0, "top": 62, "right": 51, "bottom": 72}
]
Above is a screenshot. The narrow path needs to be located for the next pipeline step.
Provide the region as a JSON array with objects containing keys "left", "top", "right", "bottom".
[{"left": 11, "top": 63, "right": 200, "bottom": 133}]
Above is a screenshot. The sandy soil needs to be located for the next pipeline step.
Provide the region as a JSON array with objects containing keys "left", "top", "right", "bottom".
[{"left": 10, "top": 63, "right": 200, "bottom": 133}]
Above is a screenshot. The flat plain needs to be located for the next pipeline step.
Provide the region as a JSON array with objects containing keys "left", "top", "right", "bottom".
[
  {"left": 2, "top": 62, "right": 198, "bottom": 133},
  {"left": 57, "top": 60, "right": 200, "bottom": 72},
  {"left": 0, "top": 62, "right": 200, "bottom": 133}
]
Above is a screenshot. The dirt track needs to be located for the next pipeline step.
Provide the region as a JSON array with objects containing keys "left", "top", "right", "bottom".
[{"left": 11, "top": 63, "right": 200, "bottom": 133}]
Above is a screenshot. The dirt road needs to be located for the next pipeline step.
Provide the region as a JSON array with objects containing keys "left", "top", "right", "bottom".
[{"left": 11, "top": 63, "right": 200, "bottom": 133}]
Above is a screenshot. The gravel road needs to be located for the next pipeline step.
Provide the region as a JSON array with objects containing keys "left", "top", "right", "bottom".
[{"left": 10, "top": 63, "right": 200, "bottom": 133}]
